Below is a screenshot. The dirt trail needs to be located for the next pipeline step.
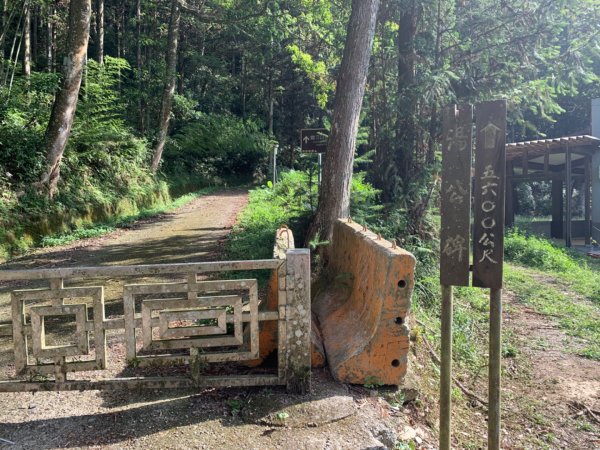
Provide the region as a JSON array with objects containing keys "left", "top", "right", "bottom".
[
  {"left": 502, "top": 289, "right": 600, "bottom": 449},
  {"left": 2, "top": 189, "right": 248, "bottom": 271}
]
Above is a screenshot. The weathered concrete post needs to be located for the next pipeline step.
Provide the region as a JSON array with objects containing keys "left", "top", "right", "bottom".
[
  {"left": 285, "top": 248, "right": 311, "bottom": 394},
  {"left": 591, "top": 99, "right": 600, "bottom": 244}
]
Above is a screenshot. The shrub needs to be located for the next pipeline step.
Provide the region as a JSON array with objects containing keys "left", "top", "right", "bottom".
[
  {"left": 504, "top": 229, "right": 576, "bottom": 272},
  {"left": 164, "top": 113, "right": 271, "bottom": 183},
  {"left": 226, "top": 170, "right": 383, "bottom": 261}
]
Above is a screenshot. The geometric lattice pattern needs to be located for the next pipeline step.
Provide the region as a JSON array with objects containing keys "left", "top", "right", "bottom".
[
  {"left": 0, "top": 251, "right": 312, "bottom": 393},
  {"left": 123, "top": 279, "right": 259, "bottom": 364},
  {"left": 11, "top": 286, "right": 106, "bottom": 375}
]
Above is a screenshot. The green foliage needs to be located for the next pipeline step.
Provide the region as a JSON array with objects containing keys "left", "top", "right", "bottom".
[
  {"left": 0, "top": 72, "right": 59, "bottom": 182},
  {"left": 505, "top": 229, "right": 576, "bottom": 272},
  {"left": 350, "top": 172, "right": 383, "bottom": 224},
  {"left": 287, "top": 44, "right": 332, "bottom": 108},
  {"left": 226, "top": 170, "right": 381, "bottom": 263},
  {"left": 506, "top": 266, "right": 600, "bottom": 360},
  {"left": 363, "top": 375, "right": 384, "bottom": 389},
  {"left": 165, "top": 113, "right": 271, "bottom": 182},
  {"left": 226, "top": 171, "right": 314, "bottom": 262},
  {"left": 0, "top": 57, "right": 171, "bottom": 258}
]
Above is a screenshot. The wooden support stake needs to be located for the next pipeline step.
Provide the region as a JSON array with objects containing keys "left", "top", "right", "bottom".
[
  {"left": 285, "top": 249, "right": 311, "bottom": 394},
  {"left": 440, "top": 284, "right": 453, "bottom": 450},
  {"left": 488, "top": 288, "right": 502, "bottom": 450}
]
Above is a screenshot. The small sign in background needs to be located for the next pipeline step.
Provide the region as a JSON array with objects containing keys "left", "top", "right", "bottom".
[{"left": 300, "top": 128, "right": 328, "bottom": 153}]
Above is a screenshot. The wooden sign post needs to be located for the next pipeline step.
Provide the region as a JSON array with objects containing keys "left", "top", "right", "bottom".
[{"left": 439, "top": 100, "right": 506, "bottom": 450}]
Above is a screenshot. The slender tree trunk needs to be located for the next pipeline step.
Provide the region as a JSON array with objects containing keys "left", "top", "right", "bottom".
[
  {"left": 241, "top": 53, "right": 246, "bottom": 119},
  {"left": 177, "top": 31, "right": 185, "bottom": 94},
  {"left": 426, "top": 0, "right": 442, "bottom": 166},
  {"left": 0, "top": 0, "right": 8, "bottom": 81},
  {"left": 150, "top": 0, "right": 180, "bottom": 172},
  {"left": 23, "top": 3, "right": 31, "bottom": 78},
  {"left": 136, "top": 0, "right": 143, "bottom": 131},
  {"left": 40, "top": 0, "right": 92, "bottom": 197},
  {"left": 46, "top": 4, "right": 53, "bottom": 72},
  {"left": 267, "top": 71, "right": 274, "bottom": 136},
  {"left": 306, "top": 0, "right": 380, "bottom": 248},
  {"left": 391, "top": 0, "right": 418, "bottom": 197},
  {"left": 96, "top": 0, "right": 103, "bottom": 64},
  {"left": 32, "top": 5, "right": 38, "bottom": 66}
]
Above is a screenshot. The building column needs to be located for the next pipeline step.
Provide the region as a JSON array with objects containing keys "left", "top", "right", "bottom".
[
  {"left": 551, "top": 175, "right": 563, "bottom": 239},
  {"left": 592, "top": 99, "right": 600, "bottom": 245}
]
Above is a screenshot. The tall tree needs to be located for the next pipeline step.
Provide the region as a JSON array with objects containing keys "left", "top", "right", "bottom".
[
  {"left": 151, "top": 0, "right": 180, "bottom": 172},
  {"left": 40, "top": 0, "right": 92, "bottom": 197},
  {"left": 46, "top": 2, "right": 54, "bottom": 72},
  {"left": 95, "top": 0, "right": 104, "bottom": 64},
  {"left": 307, "top": 0, "right": 380, "bottom": 248},
  {"left": 23, "top": 2, "right": 31, "bottom": 78}
]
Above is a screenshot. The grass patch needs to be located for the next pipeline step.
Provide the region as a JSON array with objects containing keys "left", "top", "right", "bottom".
[
  {"left": 38, "top": 188, "right": 216, "bottom": 249},
  {"left": 504, "top": 229, "right": 600, "bottom": 359},
  {"left": 505, "top": 265, "right": 600, "bottom": 360}
]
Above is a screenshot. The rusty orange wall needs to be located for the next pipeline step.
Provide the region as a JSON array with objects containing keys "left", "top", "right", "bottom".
[{"left": 314, "top": 219, "right": 416, "bottom": 385}]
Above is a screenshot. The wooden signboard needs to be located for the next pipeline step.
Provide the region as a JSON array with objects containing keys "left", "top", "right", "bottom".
[
  {"left": 440, "top": 105, "right": 473, "bottom": 286},
  {"left": 438, "top": 100, "right": 507, "bottom": 450},
  {"left": 472, "top": 100, "right": 507, "bottom": 289},
  {"left": 300, "top": 128, "right": 328, "bottom": 153}
]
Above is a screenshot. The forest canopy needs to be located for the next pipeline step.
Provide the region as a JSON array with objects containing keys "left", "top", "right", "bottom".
[{"left": 0, "top": 0, "right": 599, "bottom": 249}]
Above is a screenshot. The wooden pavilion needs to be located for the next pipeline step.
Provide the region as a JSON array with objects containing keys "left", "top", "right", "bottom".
[{"left": 505, "top": 135, "right": 600, "bottom": 247}]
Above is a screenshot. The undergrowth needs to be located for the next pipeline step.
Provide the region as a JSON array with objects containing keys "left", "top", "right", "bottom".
[{"left": 504, "top": 229, "right": 600, "bottom": 359}]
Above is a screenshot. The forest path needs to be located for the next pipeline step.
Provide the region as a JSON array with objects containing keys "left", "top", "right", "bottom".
[
  {"left": 1, "top": 189, "right": 249, "bottom": 272},
  {"left": 499, "top": 278, "right": 600, "bottom": 449}
]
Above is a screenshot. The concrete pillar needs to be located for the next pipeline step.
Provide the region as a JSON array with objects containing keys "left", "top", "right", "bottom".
[
  {"left": 551, "top": 176, "right": 563, "bottom": 239},
  {"left": 592, "top": 99, "right": 600, "bottom": 244}
]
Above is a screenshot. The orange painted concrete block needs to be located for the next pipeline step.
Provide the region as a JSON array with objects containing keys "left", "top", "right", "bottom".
[{"left": 313, "top": 219, "right": 416, "bottom": 385}]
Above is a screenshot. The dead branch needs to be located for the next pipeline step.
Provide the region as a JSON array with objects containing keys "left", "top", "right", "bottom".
[
  {"left": 416, "top": 319, "right": 488, "bottom": 408},
  {"left": 568, "top": 401, "right": 600, "bottom": 425}
]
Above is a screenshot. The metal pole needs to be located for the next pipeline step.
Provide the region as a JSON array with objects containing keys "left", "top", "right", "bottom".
[
  {"left": 273, "top": 144, "right": 278, "bottom": 185},
  {"left": 440, "top": 284, "right": 453, "bottom": 450},
  {"left": 317, "top": 152, "right": 322, "bottom": 186},
  {"left": 488, "top": 288, "right": 502, "bottom": 450}
]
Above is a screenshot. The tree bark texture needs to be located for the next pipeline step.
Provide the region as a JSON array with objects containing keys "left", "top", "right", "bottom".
[
  {"left": 136, "top": 0, "right": 143, "bottom": 131},
  {"left": 46, "top": 4, "right": 53, "bottom": 72},
  {"left": 151, "top": 0, "right": 181, "bottom": 172},
  {"left": 306, "top": 0, "right": 380, "bottom": 248},
  {"left": 41, "top": 0, "right": 92, "bottom": 197},
  {"left": 96, "top": 0, "right": 104, "bottom": 64},
  {"left": 23, "top": 3, "right": 31, "bottom": 78},
  {"left": 0, "top": 0, "right": 8, "bottom": 81},
  {"left": 388, "top": 0, "right": 418, "bottom": 202}
]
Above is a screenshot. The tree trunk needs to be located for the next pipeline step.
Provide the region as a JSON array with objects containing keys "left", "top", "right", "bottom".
[
  {"left": 0, "top": 0, "right": 8, "bottom": 81},
  {"left": 389, "top": 0, "right": 418, "bottom": 200},
  {"left": 47, "top": 2, "right": 56, "bottom": 72},
  {"left": 267, "top": 71, "right": 274, "bottom": 136},
  {"left": 96, "top": 0, "right": 103, "bottom": 64},
  {"left": 306, "top": 0, "right": 380, "bottom": 249},
  {"left": 40, "top": 0, "right": 92, "bottom": 197},
  {"left": 32, "top": 5, "right": 38, "bottom": 66},
  {"left": 150, "top": 0, "right": 180, "bottom": 172},
  {"left": 136, "top": 0, "right": 143, "bottom": 131},
  {"left": 23, "top": 4, "right": 31, "bottom": 78}
]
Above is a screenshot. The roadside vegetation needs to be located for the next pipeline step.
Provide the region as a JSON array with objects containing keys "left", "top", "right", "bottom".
[
  {"left": 226, "top": 169, "right": 380, "bottom": 263},
  {"left": 37, "top": 188, "right": 216, "bottom": 249}
]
